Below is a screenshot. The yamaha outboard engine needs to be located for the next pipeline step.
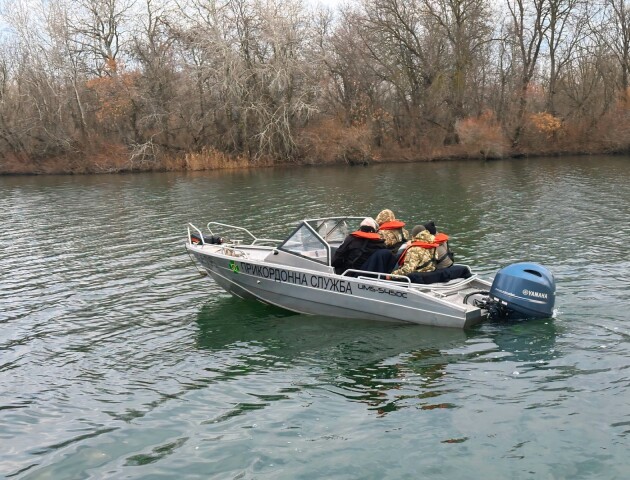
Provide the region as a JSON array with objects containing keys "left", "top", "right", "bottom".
[{"left": 475, "top": 262, "right": 556, "bottom": 320}]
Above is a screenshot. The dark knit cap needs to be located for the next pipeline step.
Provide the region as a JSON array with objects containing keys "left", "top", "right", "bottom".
[{"left": 423, "top": 221, "right": 437, "bottom": 235}]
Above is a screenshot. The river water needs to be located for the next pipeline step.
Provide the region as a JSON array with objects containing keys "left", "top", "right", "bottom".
[{"left": 1, "top": 155, "right": 629, "bottom": 479}]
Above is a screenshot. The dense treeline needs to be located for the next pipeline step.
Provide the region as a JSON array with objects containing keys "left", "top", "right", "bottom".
[{"left": 1, "top": 0, "right": 630, "bottom": 174}]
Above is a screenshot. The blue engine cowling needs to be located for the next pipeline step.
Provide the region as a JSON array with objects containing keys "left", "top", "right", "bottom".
[{"left": 489, "top": 262, "right": 556, "bottom": 319}]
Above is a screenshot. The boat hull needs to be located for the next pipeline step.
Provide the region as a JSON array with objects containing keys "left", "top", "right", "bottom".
[{"left": 188, "top": 245, "right": 487, "bottom": 328}]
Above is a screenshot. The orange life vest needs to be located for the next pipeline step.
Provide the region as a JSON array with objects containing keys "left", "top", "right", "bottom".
[
  {"left": 434, "top": 233, "right": 449, "bottom": 244},
  {"left": 433, "top": 232, "right": 454, "bottom": 266},
  {"left": 378, "top": 220, "right": 406, "bottom": 230},
  {"left": 351, "top": 231, "right": 382, "bottom": 240},
  {"left": 397, "top": 240, "right": 439, "bottom": 266}
]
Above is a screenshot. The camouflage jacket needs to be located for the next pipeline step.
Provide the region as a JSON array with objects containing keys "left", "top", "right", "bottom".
[
  {"left": 375, "top": 209, "right": 409, "bottom": 251},
  {"left": 390, "top": 229, "right": 437, "bottom": 276},
  {"left": 379, "top": 227, "right": 409, "bottom": 250}
]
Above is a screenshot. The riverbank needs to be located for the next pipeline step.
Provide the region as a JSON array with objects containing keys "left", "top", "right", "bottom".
[
  {"left": 0, "top": 140, "right": 618, "bottom": 176},
  {"left": 2, "top": 112, "right": 627, "bottom": 176}
]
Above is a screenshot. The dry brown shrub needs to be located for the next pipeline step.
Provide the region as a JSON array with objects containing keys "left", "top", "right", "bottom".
[
  {"left": 181, "top": 148, "right": 260, "bottom": 171},
  {"left": 86, "top": 71, "right": 140, "bottom": 124},
  {"left": 0, "top": 143, "right": 274, "bottom": 175},
  {"left": 371, "top": 141, "right": 432, "bottom": 162},
  {"left": 511, "top": 111, "right": 565, "bottom": 153},
  {"left": 529, "top": 112, "right": 562, "bottom": 137},
  {"left": 0, "top": 145, "right": 130, "bottom": 175},
  {"left": 84, "top": 143, "right": 130, "bottom": 173},
  {"left": 587, "top": 89, "right": 630, "bottom": 152},
  {"left": 551, "top": 119, "right": 591, "bottom": 152},
  {"left": 593, "top": 109, "right": 630, "bottom": 153},
  {"left": 298, "top": 118, "right": 372, "bottom": 165},
  {"left": 0, "top": 153, "right": 32, "bottom": 174},
  {"left": 455, "top": 111, "right": 508, "bottom": 158},
  {"left": 553, "top": 88, "right": 630, "bottom": 153}
]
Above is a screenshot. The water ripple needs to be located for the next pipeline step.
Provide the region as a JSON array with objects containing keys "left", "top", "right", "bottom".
[{"left": 1, "top": 158, "right": 630, "bottom": 479}]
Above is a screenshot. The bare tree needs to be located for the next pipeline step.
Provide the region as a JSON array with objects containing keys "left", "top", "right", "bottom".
[
  {"left": 421, "top": 0, "right": 493, "bottom": 143},
  {"left": 47, "top": 2, "right": 91, "bottom": 141},
  {"left": 67, "top": 0, "right": 135, "bottom": 77},
  {"left": 356, "top": 0, "right": 449, "bottom": 146},
  {"left": 174, "top": 0, "right": 318, "bottom": 160},
  {"left": 0, "top": 0, "right": 81, "bottom": 157},
  {"left": 595, "top": 0, "right": 630, "bottom": 102},
  {"left": 556, "top": 41, "right": 617, "bottom": 122},
  {"left": 313, "top": 6, "right": 376, "bottom": 125},
  {"left": 0, "top": 37, "right": 29, "bottom": 157},
  {"left": 544, "top": 0, "right": 588, "bottom": 115},
  {"left": 505, "top": 0, "right": 550, "bottom": 146},
  {"left": 130, "top": 0, "right": 178, "bottom": 152}
]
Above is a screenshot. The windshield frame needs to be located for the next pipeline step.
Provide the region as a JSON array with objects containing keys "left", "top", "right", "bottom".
[{"left": 277, "top": 217, "right": 364, "bottom": 265}]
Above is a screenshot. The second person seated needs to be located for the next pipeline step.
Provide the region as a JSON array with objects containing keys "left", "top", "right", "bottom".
[
  {"left": 375, "top": 208, "right": 409, "bottom": 252},
  {"left": 331, "top": 217, "right": 394, "bottom": 275}
]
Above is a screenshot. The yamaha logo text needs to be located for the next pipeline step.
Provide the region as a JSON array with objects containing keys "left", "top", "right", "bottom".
[{"left": 523, "top": 289, "right": 548, "bottom": 299}]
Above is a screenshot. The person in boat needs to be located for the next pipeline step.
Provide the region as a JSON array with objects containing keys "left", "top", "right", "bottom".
[
  {"left": 389, "top": 225, "right": 439, "bottom": 277},
  {"left": 389, "top": 224, "right": 471, "bottom": 284},
  {"left": 375, "top": 209, "right": 409, "bottom": 252},
  {"left": 331, "top": 217, "right": 393, "bottom": 275},
  {"left": 422, "top": 221, "right": 454, "bottom": 269}
]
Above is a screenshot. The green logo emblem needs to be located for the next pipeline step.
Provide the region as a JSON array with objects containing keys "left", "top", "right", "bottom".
[{"left": 229, "top": 260, "right": 239, "bottom": 273}]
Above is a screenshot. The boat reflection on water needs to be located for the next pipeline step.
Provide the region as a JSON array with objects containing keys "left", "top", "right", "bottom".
[
  {"left": 193, "top": 298, "right": 560, "bottom": 416},
  {"left": 194, "top": 297, "right": 468, "bottom": 414},
  {"left": 194, "top": 296, "right": 470, "bottom": 358},
  {"left": 478, "top": 317, "right": 562, "bottom": 364}
]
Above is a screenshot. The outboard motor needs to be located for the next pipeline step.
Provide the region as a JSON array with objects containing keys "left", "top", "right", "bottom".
[
  {"left": 472, "top": 262, "right": 556, "bottom": 320},
  {"left": 489, "top": 262, "right": 555, "bottom": 319}
]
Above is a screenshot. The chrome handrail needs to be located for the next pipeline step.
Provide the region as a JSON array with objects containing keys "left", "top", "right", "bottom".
[
  {"left": 187, "top": 223, "right": 206, "bottom": 244},
  {"left": 206, "top": 222, "right": 281, "bottom": 246}
]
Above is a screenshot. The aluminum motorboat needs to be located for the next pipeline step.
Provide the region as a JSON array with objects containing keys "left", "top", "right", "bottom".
[{"left": 185, "top": 217, "right": 556, "bottom": 328}]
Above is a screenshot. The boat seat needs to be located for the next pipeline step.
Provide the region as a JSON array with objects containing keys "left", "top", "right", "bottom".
[{"left": 408, "top": 265, "right": 472, "bottom": 285}]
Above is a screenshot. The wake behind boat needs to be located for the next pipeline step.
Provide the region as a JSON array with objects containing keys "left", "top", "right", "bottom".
[{"left": 185, "top": 217, "right": 556, "bottom": 328}]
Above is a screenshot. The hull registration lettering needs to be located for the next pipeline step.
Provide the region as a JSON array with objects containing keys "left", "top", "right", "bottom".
[
  {"left": 358, "top": 283, "right": 408, "bottom": 298},
  {"left": 239, "top": 262, "right": 353, "bottom": 294}
]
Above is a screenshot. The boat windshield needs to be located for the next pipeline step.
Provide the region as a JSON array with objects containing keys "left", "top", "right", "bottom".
[
  {"left": 278, "top": 218, "right": 363, "bottom": 265},
  {"left": 308, "top": 218, "right": 356, "bottom": 243},
  {"left": 279, "top": 223, "right": 329, "bottom": 264}
]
